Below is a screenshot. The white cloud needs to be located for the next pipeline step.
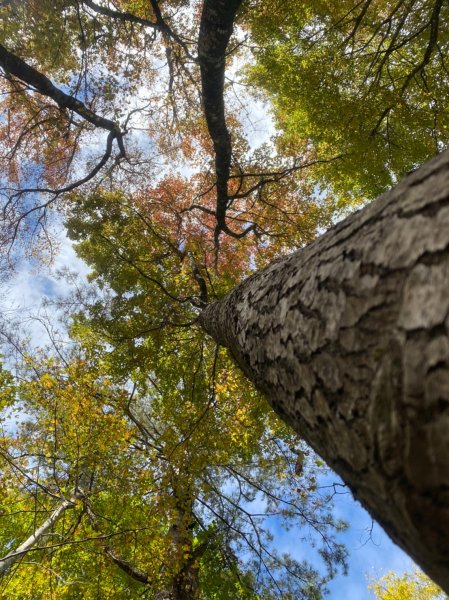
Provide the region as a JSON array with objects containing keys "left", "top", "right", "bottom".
[{"left": 0, "top": 230, "right": 91, "bottom": 348}]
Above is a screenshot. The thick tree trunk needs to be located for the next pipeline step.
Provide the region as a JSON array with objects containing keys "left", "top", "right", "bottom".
[{"left": 199, "top": 149, "right": 449, "bottom": 592}]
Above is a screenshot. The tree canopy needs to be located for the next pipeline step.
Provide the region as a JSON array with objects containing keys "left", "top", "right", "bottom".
[
  {"left": 369, "top": 569, "right": 447, "bottom": 600},
  {"left": 0, "top": 0, "right": 448, "bottom": 597},
  {"left": 0, "top": 321, "right": 347, "bottom": 597},
  {"left": 247, "top": 0, "right": 449, "bottom": 198}
]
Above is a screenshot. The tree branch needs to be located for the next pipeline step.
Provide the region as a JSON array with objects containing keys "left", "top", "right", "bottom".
[
  {"left": 0, "top": 43, "right": 126, "bottom": 157},
  {"left": 197, "top": 0, "right": 242, "bottom": 244},
  {"left": 0, "top": 492, "right": 81, "bottom": 575},
  {"left": 83, "top": 498, "right": 151, "bottom": 584},
  {"left": 82, "top": 0, "right": 196, "bottom": 62}
]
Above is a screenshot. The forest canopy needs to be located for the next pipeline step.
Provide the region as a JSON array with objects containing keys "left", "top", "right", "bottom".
[{"left": 0, "top": 0, "right": 448, "bottom": 597}]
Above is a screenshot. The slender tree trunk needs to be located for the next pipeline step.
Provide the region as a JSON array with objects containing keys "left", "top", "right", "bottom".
[
  {"left": 0, "top": 493, "right": 79, "bottom": 574},
  {"left": 198, "top": 0, "right": 242, "bottom": 241},
  {"left": 155, "top": 478, "right": 200, "bottom": 600},
  {"left": 200, "top": 149, "right": 449, "bottom": 593}
]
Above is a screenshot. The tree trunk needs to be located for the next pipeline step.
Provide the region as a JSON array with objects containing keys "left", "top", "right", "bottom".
[
  {"left": 198, "top": 0, "right": 243, "bottom": 241},
  {"left": 0, "top": 493, "right": 79, "bottom": 574},
  {"left": 199, "top": 149, "right": 449, "bottom": 593},
  {"left": 155, "top": 478, "right": 200, "bottom": 600}
]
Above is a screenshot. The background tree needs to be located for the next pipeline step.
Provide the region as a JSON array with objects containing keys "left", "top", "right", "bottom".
[
  {"left": 369, "top": 569, "right": 447, "bottom": 600},
  {"left": 247, "top": 0, "right": 449, "bottom": 198},
  {"left": 0, "top": 327, "right": 346, "bottom": 598}
]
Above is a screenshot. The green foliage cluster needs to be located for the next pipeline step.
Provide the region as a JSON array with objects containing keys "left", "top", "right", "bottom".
[{"left": 247, "top": 0, "right": 449, "bottom": 199}]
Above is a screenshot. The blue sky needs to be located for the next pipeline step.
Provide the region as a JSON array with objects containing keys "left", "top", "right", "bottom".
[
  {"left": 233, "top": 456, "right": 417, "bottom": 599},
  {"left": 251, "top": 468, "right": 415, "bottom": 599},
  {"left": 325, "top": 483, "right": 414, "bottom": 598}
]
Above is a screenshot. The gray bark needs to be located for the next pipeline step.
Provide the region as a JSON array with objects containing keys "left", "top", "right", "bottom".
[{"left": 199, "top": 149, "right": 449, "bottom": 592}]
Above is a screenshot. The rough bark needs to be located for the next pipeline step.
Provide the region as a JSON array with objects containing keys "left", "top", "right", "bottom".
[{"left": 199, "top": 149, "right": 449, "bottom": 593}]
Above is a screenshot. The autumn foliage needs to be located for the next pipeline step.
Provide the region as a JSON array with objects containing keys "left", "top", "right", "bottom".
[{"left": 0, "top": 0, "right": 448, "bottom": 597}]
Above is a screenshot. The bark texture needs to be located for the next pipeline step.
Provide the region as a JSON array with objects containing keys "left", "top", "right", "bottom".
[{"left": 200, "top": 149, "right": 449, "bottom": 592}]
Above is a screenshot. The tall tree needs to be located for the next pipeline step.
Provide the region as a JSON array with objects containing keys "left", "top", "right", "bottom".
[
  {"left": 0, "top": 326, "right": 346, "bottom": 597},
  {"left": 1, "top": 0, "right": 449, "bottom": 594},
  {"left": 200, "top": 148, "right": 449, "bottom": 592}
]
